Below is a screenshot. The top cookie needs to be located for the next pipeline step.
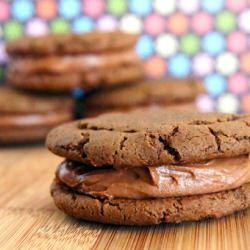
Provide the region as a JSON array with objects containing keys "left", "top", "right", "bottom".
[
  {"left": 0, "top": 87, "right": 73, "bottom": 114},
  {"left": 85, "top": 78, "right": 204, "bottom": 109},
  {"left": 6, "top": 31, "right": 138, "bottom": 57},
  {"left": 46, "top": 107, "right": 250, "bottom": 168}
]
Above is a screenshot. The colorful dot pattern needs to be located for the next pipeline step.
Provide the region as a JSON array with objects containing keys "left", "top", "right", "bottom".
[{"left": 0, "top": 0, "right": 250, "bottom": 113}]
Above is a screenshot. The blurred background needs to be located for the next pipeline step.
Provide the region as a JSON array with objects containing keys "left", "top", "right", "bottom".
[{"left": 0, "top": 0, "right": 249, "bottom": 113}]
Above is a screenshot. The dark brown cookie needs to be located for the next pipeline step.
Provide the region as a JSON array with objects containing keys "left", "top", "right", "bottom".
[
  {"left": 46, "top": 108, "right": 250, "bottom": 168},
  {"left": 51, "top": 181, "right": 250, "bottom": 225},
  {"left": 6, "top": 31, "right": 138, "bottom": 56},
  {"left": 7, "top": 63, "right": 144, "bottom": 92},
  {"left": 84, "top": 78, "right": 204, "bottom": 116},
  {"left": 0, "top": 87, "right": 73, "bottom": 144},
  {"left": 85, "top": 78, "right": 204, "bottom": 109}
]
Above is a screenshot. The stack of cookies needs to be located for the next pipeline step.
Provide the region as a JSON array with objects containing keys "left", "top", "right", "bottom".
[
  {"left": 2, "top": 31, "right": 143, "bottom": 144},
  {"left": 3, "top": 30, "right": 205, "bottom": 144},
  {"left": 47, "top": 108, "right": 250, "bottom": 225}
]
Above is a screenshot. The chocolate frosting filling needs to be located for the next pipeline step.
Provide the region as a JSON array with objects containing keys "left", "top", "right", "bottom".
[{"left": 57, "top": 155, "right": 250, "bottom": 199}]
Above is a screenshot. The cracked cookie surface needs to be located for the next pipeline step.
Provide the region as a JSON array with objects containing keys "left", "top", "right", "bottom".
[
  {"left": 51, "top": 181, "right": 250, "bottom": 225},
  {"left": 46, "top": 107, "right": 250, "bottom": 168}
]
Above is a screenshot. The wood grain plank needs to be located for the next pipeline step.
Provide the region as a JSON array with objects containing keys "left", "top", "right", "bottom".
[{"left": 0, "top": 146, "right": 250, "bottom": 250}]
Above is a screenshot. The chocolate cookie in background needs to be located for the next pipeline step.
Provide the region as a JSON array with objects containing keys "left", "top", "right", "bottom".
[
  {"left": 0, "top": 87, "right": 73, "bottom": 145},
  {"left": 6, "top": 31, "right": 144, "bottom": 93},
  {"left": 47, "top": 107, "right": 250, "bottom": 225},
  {"left": 82, "top": 78, "right": 205, "bottom": 117}
]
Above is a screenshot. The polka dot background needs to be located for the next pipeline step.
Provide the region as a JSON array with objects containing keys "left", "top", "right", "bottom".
[{"left": 0, "top": 0, "right": 250, "bottom": 113}]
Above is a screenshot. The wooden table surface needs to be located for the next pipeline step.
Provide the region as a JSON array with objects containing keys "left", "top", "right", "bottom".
[{"left": 0, "top": 145, "right": 250, "bottom": 250}]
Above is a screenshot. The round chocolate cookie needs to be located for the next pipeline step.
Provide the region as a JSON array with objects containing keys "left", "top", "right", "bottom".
[
  {"left": 6, "top": 32, "right": 138, "bottom": 56},
  {"left": 7, "top": 63, "right": 144, "bottom": 92},
  {"left": 46, "top": 108, "right": 250, "bottom": 168},
  {"left": 51, "top": 181, "right": 250, "bottom": 225},
  {"left": 84, "top": 78, "right": 204, "bottom": 116},
  {"left": 0, "top": 87, "right": 73, "bottom": 144}
]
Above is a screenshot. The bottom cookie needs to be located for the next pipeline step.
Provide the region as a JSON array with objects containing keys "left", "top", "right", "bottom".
[
  {"left": 0, "top": 126, "right": 55, "bottom": 144},
  {"left": 51, "top": 181, "right": 250, "bottom": 225}
]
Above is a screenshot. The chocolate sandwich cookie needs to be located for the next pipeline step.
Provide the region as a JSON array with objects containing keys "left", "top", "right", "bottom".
[
  {"left": 84, "top": 78, "right": 204, "bottom": 117},
  {"left": 0, "top": 87, "right": 73, "bottom": 144},
  {"left": 47, "top": 108, "right": 250, "bottom": 225},
  {"left": 6, "top": 32, "right": 144, "bottom": 92}
]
